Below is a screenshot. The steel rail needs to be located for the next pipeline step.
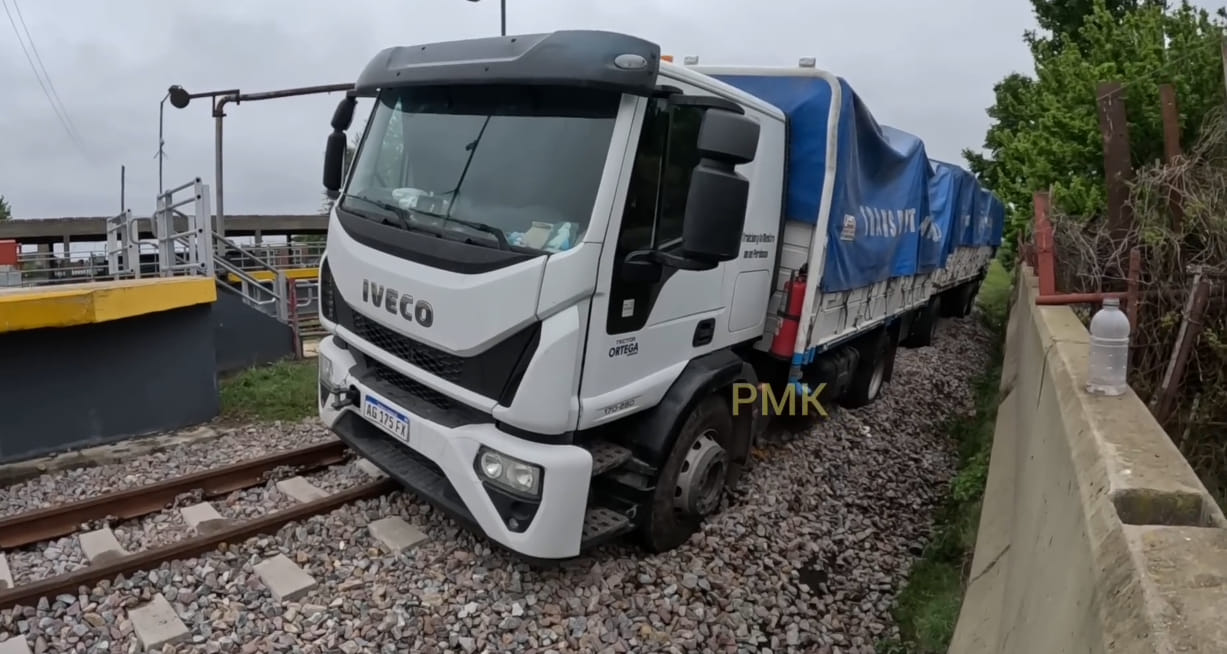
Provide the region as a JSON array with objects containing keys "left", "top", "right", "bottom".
[
  {"left": 0, "top": 478, "right": 397, "bottom": 612},
  {"left": 0, "top": 441, "right": 349, "bottom": 548}
]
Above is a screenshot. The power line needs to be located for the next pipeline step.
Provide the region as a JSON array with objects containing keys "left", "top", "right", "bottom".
[
  {"left": 10, "top": 0, "right": 82, "bottom": 142},
  {"left": 0, "top": 0, "right": 89, "bottom": 158}
]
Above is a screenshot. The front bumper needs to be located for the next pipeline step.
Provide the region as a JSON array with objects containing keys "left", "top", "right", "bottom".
[{"left": 316, "top": 335, "right": 595, "bottom": 560}]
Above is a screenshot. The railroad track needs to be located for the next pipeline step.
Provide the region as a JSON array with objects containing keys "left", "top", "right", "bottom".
[{"left": 0, "top": 441, "right": 397, "bottom": 613}]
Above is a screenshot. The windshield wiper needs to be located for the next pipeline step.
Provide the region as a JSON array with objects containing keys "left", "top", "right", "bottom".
[
  {"left": 347, "top": 194, "right": 511, "bottom": 250},
  {"left": 401, "top": 201, "right": 511, "bottom": 251},
  {"left": 445, "top": 216, "right": 511, "bottom": 250},
  {"left": 342, "top": 195, "right": 416, "bottom": 232}
]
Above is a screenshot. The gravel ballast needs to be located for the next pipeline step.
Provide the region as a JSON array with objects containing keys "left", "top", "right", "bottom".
[
  {"left": 0, "top": 316, "right": 995, "bottom": 653},
  {"left": 0, "top": 421, "right": 337, "bottom": 519}
]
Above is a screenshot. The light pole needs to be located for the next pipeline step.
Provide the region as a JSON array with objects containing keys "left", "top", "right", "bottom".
[
  {"left": 466, "top": 0, "right": 506, "bottom": 36},
  {"left": 158, "top": 89, "right": 170, "bottom": 198},
  {"left": 167, "top": 83, "right": 353, "bottom": 244},
  {"left": 165, "top": 85, "right": 239, "bottom": 241}
]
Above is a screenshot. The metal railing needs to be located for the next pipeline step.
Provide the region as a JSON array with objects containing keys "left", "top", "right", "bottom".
[
  {"left": 154, "top": 178, "right": 215, "bottom": 278},
  {"left": 12, "top": 174, "right": 325, "bottom": 359},
  {"left": 212, "top": 232, "right": 290, "bottom": 322},
  {"left": 104, "top": 210, "right": 141, "bottom": 279},
  {"left": 288, "top": 277, "right": 325, "bottom": 357}
]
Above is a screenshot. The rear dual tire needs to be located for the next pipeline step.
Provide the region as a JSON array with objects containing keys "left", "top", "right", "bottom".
[
  {"left": 840, "top": 328, "right": 895, "bottom": 409},
  {"left": 901, "top": 298, "right": 938, "bottom": 348}
]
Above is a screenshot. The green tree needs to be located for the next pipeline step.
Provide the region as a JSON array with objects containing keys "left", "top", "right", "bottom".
[
  {"left": 0, "top": 195, "right": 10, "bottom": 220},
  {"left": 1031, "top": 0, "right": 1167, "bottom": 49},
  {"left": 964, "top": 0, "right": 1226, "bottom": 265}
]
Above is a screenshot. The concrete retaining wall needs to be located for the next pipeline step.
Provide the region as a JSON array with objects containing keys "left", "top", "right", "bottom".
[
  {"left": 212, "top": 291, "right": 296, "bottom": 376},
  {"left": 950, "top": 266, "right": 1227, "bottom": 653},
  {"left": 0, "top": 304, "right": 219, "bottom": 464}
]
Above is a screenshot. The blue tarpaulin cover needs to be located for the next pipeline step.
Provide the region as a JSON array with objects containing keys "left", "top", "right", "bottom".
[
  {"left": 713, "top": 72, "right": 1005, "bottom": 292},
  {"left": 924, "top": 159, "right": 967, "bottom": 271}
]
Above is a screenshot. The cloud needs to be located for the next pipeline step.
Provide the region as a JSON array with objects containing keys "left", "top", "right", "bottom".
[{"left": 1, "top": 0, "right": 1044, "bottom": 218}]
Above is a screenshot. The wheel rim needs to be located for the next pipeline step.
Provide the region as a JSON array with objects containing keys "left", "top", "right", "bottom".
[
  {"left": 867, "top": 355, "right": 885, "bottom": 399},
  {"left": 674, "top": 429, "right": 728, "bottom": 518}
]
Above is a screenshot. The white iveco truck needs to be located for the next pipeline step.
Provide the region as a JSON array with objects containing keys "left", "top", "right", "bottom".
[{"left": 315, "top": 30, "right": 1003, "bottom": 560}]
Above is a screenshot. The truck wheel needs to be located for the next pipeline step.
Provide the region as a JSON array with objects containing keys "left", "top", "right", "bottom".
[
  {"left": 840, "top": 330, "right": 891, "bottom": 409},
  {"left": 961, "top": 282, "right": 980, "bottom": 317},
  {"left": 900, "top": 298, "right": 937, "bottom": 348},
  {"left": 640, "top": 394, "right": 733, "bottom": 553},
  {"left": 938, "top": 286, "right": 962, "bottom": 318}
]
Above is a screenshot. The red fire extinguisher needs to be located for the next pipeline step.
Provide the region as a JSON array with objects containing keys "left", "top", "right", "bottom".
[{"left": 770, "top": 267, "right": 807, "bottom": 359}]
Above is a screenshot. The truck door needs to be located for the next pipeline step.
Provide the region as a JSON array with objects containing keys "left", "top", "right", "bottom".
[{"left": 578, "top": 92, "right": 735, "bottom": 428}]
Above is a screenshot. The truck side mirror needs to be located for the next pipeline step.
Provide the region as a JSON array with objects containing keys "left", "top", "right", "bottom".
[
  {"left": 331, "top": 95, "right": 357, "bottom": 131},
  {"left": 678, "top": 109, "right": 760, "bottom": 266},
  {"left": 323, "top": 96, "right": 357, "bottom": 200},
  {"left": 323, "top": 130, "right": 347, "bottom": 199}
]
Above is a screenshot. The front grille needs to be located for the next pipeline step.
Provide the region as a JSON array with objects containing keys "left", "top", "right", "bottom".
[
  {"left": 369, "top": 358, "right": 455, "bottom": 411},
  {"left": 351, "top": 313, "right": 465, "bottom": 382},
  {"left": 329, "top": 267, "right": 541, "bottom": 405}
]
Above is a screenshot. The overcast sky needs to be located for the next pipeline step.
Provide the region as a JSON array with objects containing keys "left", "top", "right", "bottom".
[{"left": 2, "top": 0, "right": 1050, "bottom": 220}]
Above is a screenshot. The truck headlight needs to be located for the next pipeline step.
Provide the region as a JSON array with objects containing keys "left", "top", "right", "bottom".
[
  {"left": 474, "top": 446, "right": 542, "bottom": 499},
  {"left": 319, "top": 352, "right": 334, "bottom": 384}
]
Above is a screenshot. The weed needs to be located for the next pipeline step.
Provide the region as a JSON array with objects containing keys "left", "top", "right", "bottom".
[{"left": 218, "top": 357, "right": 318, "bottom": 423}]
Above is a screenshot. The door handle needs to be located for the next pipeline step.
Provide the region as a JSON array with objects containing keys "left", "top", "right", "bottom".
[{"left": 692, "top": 318, "right": 715, "bottom": 347}]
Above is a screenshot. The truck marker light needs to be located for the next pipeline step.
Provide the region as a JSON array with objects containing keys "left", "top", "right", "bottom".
[{"left": 614, "top": 54, "right": 648, "bottom": 70}]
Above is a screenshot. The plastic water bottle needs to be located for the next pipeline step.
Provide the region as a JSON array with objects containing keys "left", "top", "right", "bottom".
[{"left": 1086, "top": 297, "right": 1130, "bottom": 396}]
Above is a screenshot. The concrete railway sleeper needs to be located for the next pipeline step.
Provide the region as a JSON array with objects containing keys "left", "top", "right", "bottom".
[
  {"left": 0, "top": 460, "right": 402, "bottom": 615},
  {"left": 0, "top": 441, "right": 350, "bottom": 549}
]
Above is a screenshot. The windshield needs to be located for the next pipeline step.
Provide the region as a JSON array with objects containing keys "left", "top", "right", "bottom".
[{"left": 341, "top": 84, "right": 621, "bottom": 253}]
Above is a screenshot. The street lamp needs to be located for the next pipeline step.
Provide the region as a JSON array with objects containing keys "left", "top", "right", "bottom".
[
  {"left": 466, "top": 0, "right": 506, "bottom": 36},
  {"left": 156, "top": 84, "right": 194, "bottom": 199},
  {"left": 162, "top": 85, "right": 239, "bottom": 240},
  {"left": 167, "top": 83, "right": 353, "bottom": 243}
]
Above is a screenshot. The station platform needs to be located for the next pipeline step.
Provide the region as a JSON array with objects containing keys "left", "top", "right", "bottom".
[
  {"left": 0, "top": 277, "right": 221, "bottom": 464},
  {"left": 0, "top": 277, "right": 216, "bottom": 333}
]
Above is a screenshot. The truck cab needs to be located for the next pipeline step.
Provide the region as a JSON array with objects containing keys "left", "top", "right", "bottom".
[{"left": 315, "top": 29, "right": 999, "bottom": 561}]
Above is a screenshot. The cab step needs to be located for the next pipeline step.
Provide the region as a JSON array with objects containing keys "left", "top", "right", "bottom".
[
  {"left": 580, "top": 506, "right": 633, "bottom": 548},
  {"left": 586, "top": 441, "right": 633, "bottom": 476}
]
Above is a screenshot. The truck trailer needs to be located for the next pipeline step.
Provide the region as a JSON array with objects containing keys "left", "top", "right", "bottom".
[{"left": 314, "top": 30, "right": 1005, "bottom": 560}]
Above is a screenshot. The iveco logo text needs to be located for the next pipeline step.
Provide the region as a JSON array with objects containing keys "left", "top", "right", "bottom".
[{"left": 362, "top": 279, "right": 434, "bottom": 328}]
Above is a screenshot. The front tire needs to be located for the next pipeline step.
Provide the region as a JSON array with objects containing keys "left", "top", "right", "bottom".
[{"left": 639, "top": 394, "right": 733, "bottom": 553}]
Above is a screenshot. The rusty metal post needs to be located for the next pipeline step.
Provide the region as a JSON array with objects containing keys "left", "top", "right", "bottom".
[
  {"left": 1125, "top": 247, "right": 1142, "bottom": 329},
  {"left": 288, "top": 277, "right": 301, "bottom": 358},
  {"left": 1036, "top": 291, "right": 1126, "bottom": 305},
  {"left": 1151, "top": 271, "right": 1210, "bottom": 426},
  {"left": 1097, "top": 82, "right": 1134, "bottom": 246},
  {"left": 1033, "top": 191, "right": 1057, "bottom": 297},
  {"left": 1159, "top": 84, "right": 1185, "bottom": 231}
]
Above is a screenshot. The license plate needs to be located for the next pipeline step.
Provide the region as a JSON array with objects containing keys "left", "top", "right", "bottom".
[{"left": 362, "top": 394, "right": 409, "bottom": 442}]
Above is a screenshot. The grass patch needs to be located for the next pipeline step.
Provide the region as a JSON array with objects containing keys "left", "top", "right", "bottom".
[
  {"left": 878, "top": 258, "right": 1011, "bottom": 653},
  {"left": 218, "top": 357, "right": 318, "bottom": 423}
]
